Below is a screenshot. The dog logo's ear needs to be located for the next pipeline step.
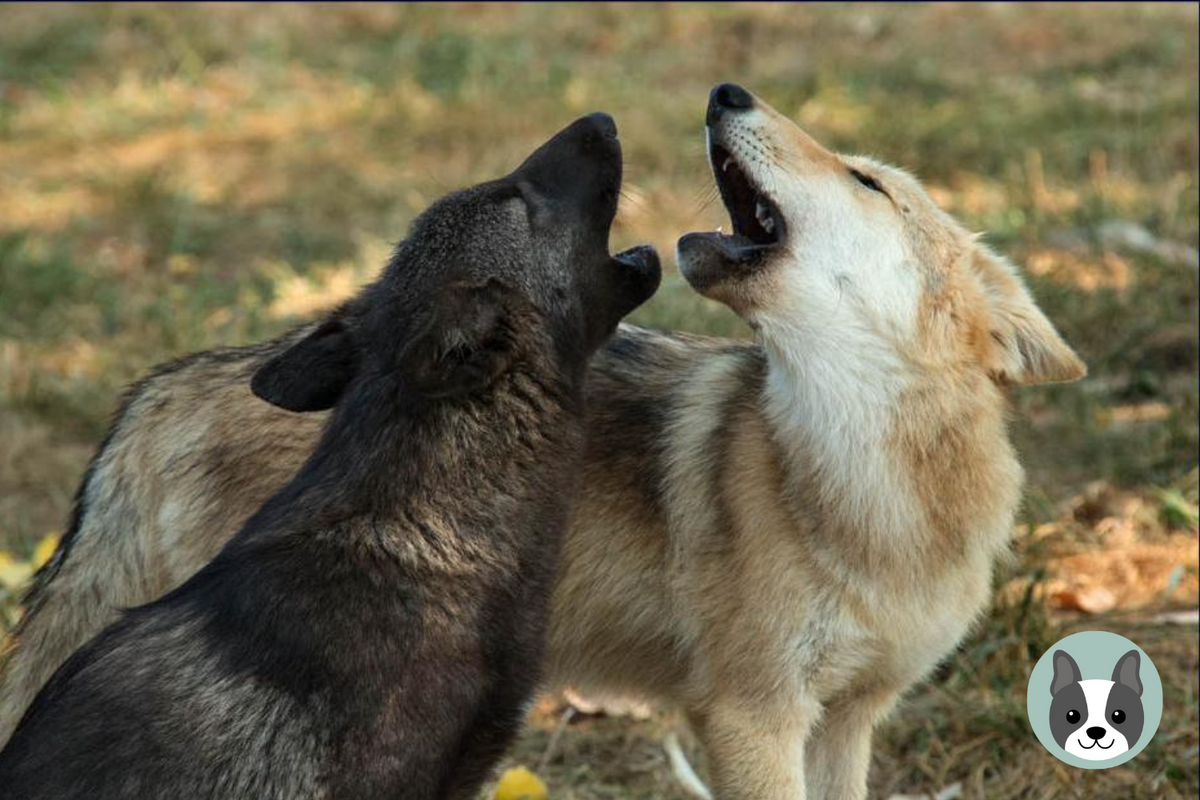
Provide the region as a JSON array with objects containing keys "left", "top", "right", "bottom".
[
  {"left": 401, "top": 279, "right": 524, "bottom": 400},
  {"left": 1111, "top": 649, "right": 1143, "bottom": 696},
  {"left": 1050, "top": 650, "right": 1082, "bottom": 696},
  {"left": 251, "top": 317, "right": 359, "bottom": 412}
]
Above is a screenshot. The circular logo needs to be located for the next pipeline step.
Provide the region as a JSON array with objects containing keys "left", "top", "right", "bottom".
[{"left": 1027, "top": 631, "right": 1163, "bottom": 769}]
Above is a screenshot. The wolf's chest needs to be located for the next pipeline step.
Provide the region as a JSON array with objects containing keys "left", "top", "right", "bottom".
[{"left": 804, "top": 556, "right": 994, "bottom": 699}]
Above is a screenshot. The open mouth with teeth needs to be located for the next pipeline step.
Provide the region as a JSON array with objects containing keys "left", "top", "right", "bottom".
[
  {"left": 707, "top": 143, "right": 786, "bottom": 257},
  {"left": 675, "top": 136, "right": 787, "bottom": 297}
]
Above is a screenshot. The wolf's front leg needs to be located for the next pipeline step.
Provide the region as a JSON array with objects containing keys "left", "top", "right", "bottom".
[
  {"left": 803, "top": 688, "right": 898, "bottom": 800},
  {"left": 689, "top": 699, "right": 816, "bottom": 800}
]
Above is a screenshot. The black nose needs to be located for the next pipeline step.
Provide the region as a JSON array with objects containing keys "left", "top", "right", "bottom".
[
  {"left": 1085, "top": 726, "right": 1106, "bottom": 740},
  {"left": 707, "top": 83, "right": 754, "bottom": 125},
  {"left": 582, "top": 111, "right": 618, "bottom": 139}
]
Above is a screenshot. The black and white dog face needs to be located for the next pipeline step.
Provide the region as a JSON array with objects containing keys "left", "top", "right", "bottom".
[{"left": 1049, "top": 649, "right": 1144, "bottom": 760}]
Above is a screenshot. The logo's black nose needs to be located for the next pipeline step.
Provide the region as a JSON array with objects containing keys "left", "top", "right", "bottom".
[
  {"left": 707, "top": 83, "right": 754, "bottom": 125},
  {"left": 1085, "top": 726, "right": 1106, "bottom": 740}
]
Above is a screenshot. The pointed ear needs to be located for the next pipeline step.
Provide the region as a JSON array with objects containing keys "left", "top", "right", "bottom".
[
  {"left": 402, "top": 279, "right": 523, "bottom": 399},
  {"left": 1111, "top": 649, "right": 1143, "bottom": 696},
  {"left": 1050, "top": 650, "right": 1082, "bottom": 696},
  {"left": 972, "top": 250, "right": 1086, "bottom": 386},
  {"left": 251, "top": 316, "right": 359, "bottom": 412}
]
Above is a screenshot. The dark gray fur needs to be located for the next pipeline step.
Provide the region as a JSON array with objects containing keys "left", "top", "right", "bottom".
[
  {"left": 1048, "top": 655, "right": 1087, "bottom": 749},
  {"left": 1106, "top": 649, "right": 1145, "bottom": 748},
  {"left": 0, "top": 114, "right": 660, "bottom": 800}
]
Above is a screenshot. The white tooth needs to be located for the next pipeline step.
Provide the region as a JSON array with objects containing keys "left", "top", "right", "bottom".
[
  {"left": 762, "top": 216, "right": 775, "bottom": 234},
  {"left": 756, "top": 199, "right": 770, "bottom": 224},
  {"left": 723, "top": 157, "right": 733, "bottom": 173}
]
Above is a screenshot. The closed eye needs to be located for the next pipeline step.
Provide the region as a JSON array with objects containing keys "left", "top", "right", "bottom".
[{"left": 850, "top": 169, "right": 887, "bottom": 195}]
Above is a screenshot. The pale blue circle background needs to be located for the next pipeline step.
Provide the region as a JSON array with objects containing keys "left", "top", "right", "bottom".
[{"left": 1027, "top": 630, "right": 1163, "bottom": 769}]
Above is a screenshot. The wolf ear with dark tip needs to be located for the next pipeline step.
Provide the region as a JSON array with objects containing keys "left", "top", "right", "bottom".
[
  {"left": 972, "top": 249, "right": 1087, "bottom": 386},
  {"left": 251, "top": 317, "right": 359, "bottom": 412},
  {"left": 1050, "top": 650, "right": 1082, "bottom": 696},
  {"left": 402, "top": 279, "right": 522, "bottom": 399},
  {"left": 1111, "top": 649, "right": 1143, "bottom": 696}
]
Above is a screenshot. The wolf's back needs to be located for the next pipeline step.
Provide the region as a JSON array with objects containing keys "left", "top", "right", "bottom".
[
  {"left": 0, "top": 324, "right": 327, "bottom": 747},
  {"left": 0, "top": 320, "right": 736, "bottom": 748}
]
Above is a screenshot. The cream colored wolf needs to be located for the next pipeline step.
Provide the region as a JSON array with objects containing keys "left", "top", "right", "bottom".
[{"left": 1, "top": 85, "right": 1083, "bottom": 799}]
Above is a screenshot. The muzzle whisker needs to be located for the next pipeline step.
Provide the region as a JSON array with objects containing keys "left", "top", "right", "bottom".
[
  {"left": 688, "top": 183, "right": 722, "bottom": 219},
  {"left": 618, "top": 185, "right": 650, "bottom": 212}
]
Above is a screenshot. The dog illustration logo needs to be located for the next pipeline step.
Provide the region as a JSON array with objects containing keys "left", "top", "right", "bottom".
[
  {"left": 1049, "top": 649, "right": 1143, "bottom": 759},
  {"left": 1029, "top": 631, "right": 1163, "bottom": 769}
]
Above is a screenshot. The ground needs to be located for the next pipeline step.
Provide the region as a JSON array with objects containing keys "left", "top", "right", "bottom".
[{"left": 0, "top": 4, "right": 1196, "bottom": 798}]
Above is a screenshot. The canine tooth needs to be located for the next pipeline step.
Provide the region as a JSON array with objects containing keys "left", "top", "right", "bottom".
[
  {"left": 755, "top": 199, "right": 773, "bottom": 230},
  {"left": 723, "top": 157, "right": 733, "bottom": 173}
]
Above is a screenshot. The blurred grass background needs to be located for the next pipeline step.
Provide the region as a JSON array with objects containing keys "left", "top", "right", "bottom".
[{"left": 0, "top": 3, "right": 1196, "bottom": 798}]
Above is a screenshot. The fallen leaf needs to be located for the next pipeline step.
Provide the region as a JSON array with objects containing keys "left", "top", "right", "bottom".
[
  {"left": 494, "top": 766, "right": 547, "bottom": 800},
  {"left": 1052, "top": 585, "right": 1118, "bottom": 614},
  {"left": 563, "top": 688, "right": 653, "bottom": 720},
  {"left": 33, "top": 533, "right": 59, "bottom": 570}
]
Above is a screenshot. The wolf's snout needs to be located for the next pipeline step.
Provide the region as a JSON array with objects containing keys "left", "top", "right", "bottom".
[
  {"left": 551, "top": 112, "right": 618, "bottom": 149},
  {"left": 515, "top": 112, "right": 620, "bottom": 181},
  {"left": 510, "top": 112, "right": 622, "bottom": 234},
  {"left": 1085, "top": 727, "right": 1106, "bottom": 740},
  {"left": 707, "top": 83, "right": 754, "bottom": 125},
  {"left": 582, "top": 111, "right": 618, "bottom": 139}
]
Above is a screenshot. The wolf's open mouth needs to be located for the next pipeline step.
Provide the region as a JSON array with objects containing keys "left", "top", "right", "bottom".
[{"left": 709, "top": 143, "right": 785, "bottom": 252}]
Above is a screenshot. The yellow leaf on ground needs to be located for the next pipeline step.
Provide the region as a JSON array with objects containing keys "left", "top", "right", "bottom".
[
  {"left": 494, "top": 766, "right": 548, "bottom": 800},
  {"left": 33, "top": 534, "right": 60, "bottom": 569},
  {"left": 0, "top": 552, "right": 33, "bottom": 590}
]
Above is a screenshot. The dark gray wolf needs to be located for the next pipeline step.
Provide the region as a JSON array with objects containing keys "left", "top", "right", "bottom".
[
  {"left": 1, "top": 84, "right": 1084, "bottom": 800},
  {"left": 0, "top": 113, "right": 660, "bottom": 800}
]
